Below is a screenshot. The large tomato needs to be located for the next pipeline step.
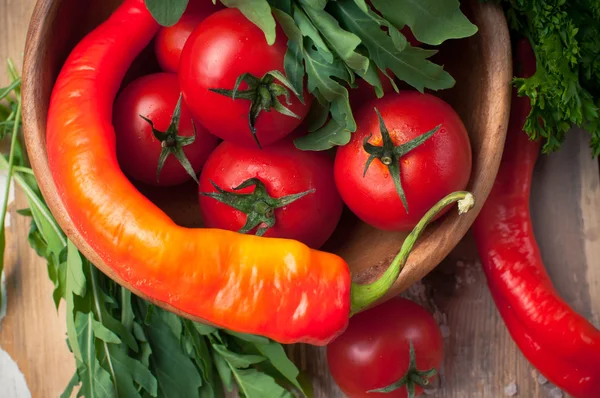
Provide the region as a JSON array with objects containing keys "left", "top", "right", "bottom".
[
  {"left": 179, "top": 8, "right": 311, "bottom": 148},
  {"left": 327, "top": 297, "right": 444, "bottom": 398},
  {"left": 113, "top": 73, "right": 219, "bottom": 187},
  {"left": 154, "top": 1, "right": 224, "bottom": 73},
  {"left": 335, "top": 92, "right": 472, "bottom": 231},
  {"left": 198, "top": 139, "right": 343, "bottom": 249}
]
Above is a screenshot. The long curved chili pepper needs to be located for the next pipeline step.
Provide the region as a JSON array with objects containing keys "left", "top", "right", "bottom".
[
  {"left": 473, "top": 39, "right": 600, "bottom": 395},
  {"left": 45, "top": 0, "right": 474, "bottom": 345},
  {"left": 489, "top": 288, "right": 600, "bottom": 397}
]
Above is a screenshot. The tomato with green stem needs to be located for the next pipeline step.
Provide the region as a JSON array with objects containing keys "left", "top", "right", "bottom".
[
  {"left": 154, "top": 1, "right": 224, "bottom": 73},
  {"left": 335, "top": 92, "right": 472, "bottom": 231},
  {"left": 113, "top": 72, "right": 219, "bottom": 187},
  {"left": 327, "top": 297, "right": 444, "bottom": 398},
  {"left": 198, "top": 139, "right": 343, "bottom": 249},
  {"left": 178, "top": 8, "right": 311, "bottom": 148}
]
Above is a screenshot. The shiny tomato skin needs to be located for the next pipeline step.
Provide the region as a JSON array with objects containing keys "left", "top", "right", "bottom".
[
  {"left": 198, "top": 140, "right": 343, "bottom": 249},
  {"left": 335, "top": 91, "right": 472, "bottom": 231},
  {"left": 154, "top": 2, "right": 224, "bottom": 73},
  {"left": 113, "top": 73, "right": 219, "bottom": 187},
  {"left": 179, "top": 8, "right": 311, "bottom": 148},
  {"left": 326, "top": 297, "right": 444, "bottom": 398}
]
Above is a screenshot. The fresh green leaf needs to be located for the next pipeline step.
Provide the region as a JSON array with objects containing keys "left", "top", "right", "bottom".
[
  {"left": 193, "top": 321, "right": 218, "bottom": 336},
  {"left": 300, "top": 4, "right": 369, "bottom": 74},
  {"left": 254, "top": 342, "right": 302, "bottom": 391},
  {"left": 213, "top": 349, "right": 234, "bottom": 392},
  {"left": 66, "top": 241, "right": 87, "bottom": 362},
  {"left": 144, "top": 0, "right": 189, "bottom": 27},
  {"left": 220, "top": 0, "right": 276, "bottom": 45},
  {"left": 143, "top": 307, "right": 203, "bottom": 398},
  {"left": 212, "top": 344, "right": 266, "bottom": 368},
  {"left": 92, "top": 319, "right": 121, "bottom": 345},
  {"left": 295, "top": 118, "right": 352, "bottom": 150},
  {"left": 331, "top": 0, "right": 455, "bottom": 92},
  {"left": 109, "top": 346, "right": 158, "bottom": 397},
  {"left": 231, "top": 368, "right": 294, "bottom": 398},
  {"left": 75, "top": 312, "right": 116, "bottom": 398},
  {"left": 225, "top": 331, "right": 270, "bottom": 345},
  {"left": 371, "top": 0, "right": 477, "bottom": 45}
]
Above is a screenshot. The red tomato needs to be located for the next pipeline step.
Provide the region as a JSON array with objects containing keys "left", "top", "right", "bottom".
[
  {"left": 113, "top": 73, "right": 219, "bottom": 187},
  {"left": 198, "top": 139, "right": 343, "bottom": 249},
  {"left": 154, "top": 1, "right": 223, "bottom": 73},
  {"left": 179, "top": 8, "right": 311, "bottom": 148},
  {"left": 327, "top": 297, "right": 444, "bottom": 398},
  {"left": 335, "top": 91, "right": 472, "bottom": 231}
]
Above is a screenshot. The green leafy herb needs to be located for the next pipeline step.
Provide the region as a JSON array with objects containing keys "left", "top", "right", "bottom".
[
  {"left": 144, "top": 0, "right": 189, "bottom": 27},
  {"left": 0, "top": 64, "right": 307, "bottom": 398},
  {"left": 144, "top": 0, "right": 477, "bottom": 151},
  {"left": 490, "top": 0, "right": 600, "bottom": 156}
]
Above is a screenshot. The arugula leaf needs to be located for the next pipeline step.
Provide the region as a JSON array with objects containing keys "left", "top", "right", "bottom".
[
  {"left": 109, "top": 346, "right": 158, "bottom": 398},
  {"left": 220, "top": 0, "right": 277, "bottom": 45},
  {"left": 75, "top": 312, "right": 116, "bottom": 398},
  {"left": 331, "top": 0, "right": 455, "bottom": 92},
  {"left": 212, "top": 344, "right": 266, "bottom": 368},
  {"left": 231, "top": 368, "right": 294, "bottom": 398},
  {"left": 144, "top": 0, "right": 189, "bottom": 27},
  {"left": 371, "top": 0, "right": 478, "bottom": 46},
  {"left": 66, "top": 240, "right": 87, "bottom": 362},
  {"left": 143, "top": 306, "right": 204, "bottom": 397}
]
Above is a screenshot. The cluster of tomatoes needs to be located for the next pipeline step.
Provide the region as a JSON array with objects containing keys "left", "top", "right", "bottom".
[
  {"left": 112, "top": 4, "right": 471, "bottom": 396},
  {"left": 113, "top": 2, "right": 472, "bottom": 252}
]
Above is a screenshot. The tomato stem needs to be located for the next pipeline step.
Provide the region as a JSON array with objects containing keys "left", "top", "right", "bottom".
[
  {"left": 367, "top": 340, "right": 438, "bottom": 398},
  {"left": 349, "top": 191, "right": 475, "bottom": 315},
  {"left": 363, "top": 108, "right": 440, "bottom": 213},
  {"left": 210, "top": 70, "right": 303, "bottom": 149},
  {"left": 199, "top": 177, "right": 315, "bottom": 236},
  {"left": 139, "top": 93, "right": 199, "bottom": 184}
]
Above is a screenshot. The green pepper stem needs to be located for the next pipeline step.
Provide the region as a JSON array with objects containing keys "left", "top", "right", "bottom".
[{"left": 350, "top": 191, "right": 475, "bottom": 315}]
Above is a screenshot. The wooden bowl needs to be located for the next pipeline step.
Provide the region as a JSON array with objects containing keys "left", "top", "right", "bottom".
[{"left": 21, "top": 0, "right": 511, "bottom": 316}]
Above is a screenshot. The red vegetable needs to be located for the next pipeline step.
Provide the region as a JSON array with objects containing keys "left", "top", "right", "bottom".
[
  {"left": 198, "top": 139, "right": 343, "bottom": 249},
  {"left": 113, "top": 72, "right": 219, "bottom": 186},
  {"left": 327, "top": 297, "right": 443, "bottom": 398},
  {"left": 473, "top": 39, "right": 600, "bottom": 397},
  {"left": 335, "top": 92, "right": 472, "bottom": 231},
  {"left": 178, "top": 8, "right": 311, "bottom": 148},
  {"left": 154, "top": 1, "right": 223, "bottom": 73}
]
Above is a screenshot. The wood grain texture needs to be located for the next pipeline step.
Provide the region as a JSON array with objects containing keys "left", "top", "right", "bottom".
[
  {"left": 2, "top": 1, "right": 600, "bottom": 398},
  {"left": 0, "top": 0, "right": 75, "bottom": 397}
]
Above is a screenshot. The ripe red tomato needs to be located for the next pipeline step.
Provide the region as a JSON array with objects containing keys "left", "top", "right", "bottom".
[
  {"left": 327, "top": 297, "right": 444, "bottom": 398},
  {"left": 113, "top": 73, "right": 219, "bottom": 187},
  {"left": 154, "top": 1, "right": 223, "bottom": 73},
  {"left": 179, "top": 8, "right": 311, "bottom": 148},
  {"left": 335, "top": 91, "right": 472, "bottom": 231},
  {"left": 198, "top": 139, "right": 343, "bottom": 249}
]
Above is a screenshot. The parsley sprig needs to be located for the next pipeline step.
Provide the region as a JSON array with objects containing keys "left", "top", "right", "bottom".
[{"left": 493, "top": 0, "right": 600, "bottom": 156}]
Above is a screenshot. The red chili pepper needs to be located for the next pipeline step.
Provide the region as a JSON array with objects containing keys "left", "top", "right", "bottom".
[
  {"left": 44, "top": 0, "right": 474, "bottom": 345},
  {"left": 473, "top": 39, "right": 600, "bottom": 397}
]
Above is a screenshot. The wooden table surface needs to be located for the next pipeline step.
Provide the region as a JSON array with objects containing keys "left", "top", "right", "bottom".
[{"left": 1, "top": 1, "right": 599, "bottom": 397}]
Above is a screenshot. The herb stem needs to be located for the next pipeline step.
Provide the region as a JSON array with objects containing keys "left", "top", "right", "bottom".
[
  {"left": 0, "top": 97, "right": 21, "bottom": 308},
  {"left": 88, "top": 262, "right": 119, "bottom": 396}
]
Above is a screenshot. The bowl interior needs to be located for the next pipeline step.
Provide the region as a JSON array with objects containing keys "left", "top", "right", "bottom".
[{"left": 23, "top": 0, "right": 511, "bottom": 308}]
